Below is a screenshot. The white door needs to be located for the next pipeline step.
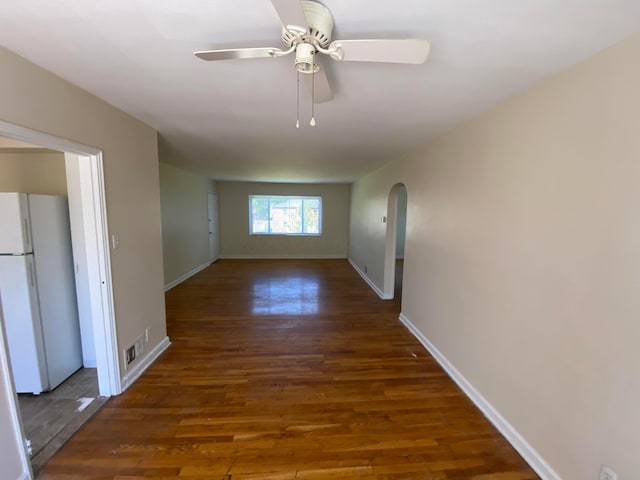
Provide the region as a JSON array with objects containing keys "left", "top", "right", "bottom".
[
  {"left": 65, "top": 154, "right": 96, "bottom": 367},
  {"left": 207, "top": 193, "right": 219, "bottom": 263},
  {"left": 29, "top": 195, "right": 83, "bottom": 390}
]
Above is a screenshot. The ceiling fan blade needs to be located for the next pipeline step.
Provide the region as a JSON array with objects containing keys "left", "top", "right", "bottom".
[
  {"left": 194, "top": 47, "right": 282, "bottom": 61},
  {"left": 270, "top": 0, "right": 309, "bottom": 33},
  {"left": 328, "top": 39, "right": 430, "bottom": 64},
  {"left": 302, "top": 63, "right": 333, "bottom": 103}
]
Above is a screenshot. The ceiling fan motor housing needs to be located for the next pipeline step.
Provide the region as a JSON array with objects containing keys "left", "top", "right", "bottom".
[{"left": 282, "top": 0, "right": 334, "bottom": 49}]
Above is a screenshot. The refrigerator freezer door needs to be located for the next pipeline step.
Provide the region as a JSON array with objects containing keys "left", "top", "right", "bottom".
[
  {"left": 0, "top": 255, "right": 47, "bottom": 393},
  {"left": 0, "top": 193, "right": 32, "bottom": 255},
  {"left": 29, "top": 195, "right": 83, "bottom": 389}
]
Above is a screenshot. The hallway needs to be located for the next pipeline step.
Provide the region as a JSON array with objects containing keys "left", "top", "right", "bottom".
[{"left": 39, "top": 259, "right": 538, "bottom": 479}]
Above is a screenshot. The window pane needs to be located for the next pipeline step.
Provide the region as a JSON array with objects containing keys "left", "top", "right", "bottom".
[
  {"left": 303, "top": 199, "right": 319, "bottom": 234},
  {"left": 305, "top": 198, "right": 319, "bottom": 209},
  {"left": 270, "top": 198, "right": 291, "bottom": 233},
  {"left": 288, "top": 198, "right": 302, "bottom": 233},
  {"left": 251, "top": 197, "right": 270, "bottom": 233}
]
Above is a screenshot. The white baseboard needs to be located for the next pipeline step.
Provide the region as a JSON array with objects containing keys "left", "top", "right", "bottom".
[
  {"left": 220, "top": 254, "right": 347, "bottom": 259},
  {"left": 164, "top": 262, "right": 210, "bottom": 291},
  {"left": 398, "top": 313, "right": 561, "bottom": 480},
  {"left": 121, "top": 336, "right": 171, "bottom": 391},
  {"left": 348, "top": 258, "right": 392, "bottom": 300}
]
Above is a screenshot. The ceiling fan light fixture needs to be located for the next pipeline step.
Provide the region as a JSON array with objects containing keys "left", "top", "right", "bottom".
[
  {"left": 195, "top": 0, "right": 431, "bottom": 114},
  {"left": 294, "top": 43, "right": 319, "bottom": 73}
]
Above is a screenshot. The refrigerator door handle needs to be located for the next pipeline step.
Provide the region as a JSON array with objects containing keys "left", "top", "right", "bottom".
[
  {"left": 23, "top": 217, "right": 31, "bottom": 247},
  {"left": 28, "top": 260, "right": 35, "bottom": 287}
]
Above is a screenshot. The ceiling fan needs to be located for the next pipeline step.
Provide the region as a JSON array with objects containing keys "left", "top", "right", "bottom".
[{"left": 194, "top": 0, "right": 430, "bottom": 108}]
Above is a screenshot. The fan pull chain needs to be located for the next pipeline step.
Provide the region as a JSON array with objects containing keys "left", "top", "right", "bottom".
[
  {"left": 296, "top": 71, "right": 300, "bottom": 128},
  {"left": 310, "top": 64, "right": 316, "bottom": 126}
]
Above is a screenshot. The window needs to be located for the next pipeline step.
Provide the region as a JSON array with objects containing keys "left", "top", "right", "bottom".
[{"left": 250, "top": 195, "right": 322, "bottom": 235}]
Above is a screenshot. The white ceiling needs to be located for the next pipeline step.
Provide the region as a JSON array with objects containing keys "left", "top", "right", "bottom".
[{"left": 0, "top": 1, "right": 639, "bottom": 182}]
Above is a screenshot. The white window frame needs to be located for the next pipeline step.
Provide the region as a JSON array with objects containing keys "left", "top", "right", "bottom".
[{"left": 249, "top": 195, "right": 322, "bottom": 236}]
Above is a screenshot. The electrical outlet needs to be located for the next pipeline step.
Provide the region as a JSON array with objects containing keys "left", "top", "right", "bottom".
[
  {"left": 145, "top": 327, "right": 150, "bottom": 343},
  {"left": 600, "top": 465, "right": 618, "bottom": 480},
  {"left": 134, "top": 337, "right": 144, "bottom": 356}
]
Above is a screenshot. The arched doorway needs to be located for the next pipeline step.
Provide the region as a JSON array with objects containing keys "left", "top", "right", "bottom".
[{"left": 383, "top": 183, "right": 408, "bottom": 300}]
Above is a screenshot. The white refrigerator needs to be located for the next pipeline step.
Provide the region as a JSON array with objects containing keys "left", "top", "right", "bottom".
[{"left": 0, "top": 192, "right": 82, "bottom": 394}]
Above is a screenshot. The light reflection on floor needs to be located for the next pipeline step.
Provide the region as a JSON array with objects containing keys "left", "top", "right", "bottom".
[{"left": 252, "top": 276, "right": 319, "bottom": 315}]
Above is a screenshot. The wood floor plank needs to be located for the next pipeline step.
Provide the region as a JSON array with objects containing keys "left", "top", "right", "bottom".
[{"left": 39, "top": 259, "right": 539, "bottom": 479}]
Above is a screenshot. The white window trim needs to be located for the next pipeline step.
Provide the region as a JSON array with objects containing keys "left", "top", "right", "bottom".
[{"left": 249, "top": 195, "right": 322, "bottom": 236}]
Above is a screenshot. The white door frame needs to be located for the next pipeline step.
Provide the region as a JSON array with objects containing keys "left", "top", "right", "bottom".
[{"left": 0, "top": 120, "right": 120, "bottom": 398}]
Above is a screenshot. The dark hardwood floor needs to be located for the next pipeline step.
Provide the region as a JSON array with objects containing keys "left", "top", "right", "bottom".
[{"left": 39, "top": 259, "right": 539, "bottom": 479}]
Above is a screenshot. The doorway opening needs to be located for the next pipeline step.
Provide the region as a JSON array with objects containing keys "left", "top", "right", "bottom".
[
  {"left": 0, "top": 121, "right": 120, "bottom": 476},
  {"left": 207, "top": 193, "right": 219, "bottom": 263},
  {"left": 383, "top": 183, "right": 408, "bottom": 300}
]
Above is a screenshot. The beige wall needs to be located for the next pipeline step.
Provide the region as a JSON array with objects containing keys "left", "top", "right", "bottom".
[
  {"left": 0, "top": 47, "right": 166, "bottom": 380},
  {"left": 159, "top": 162, "right": 216, "bottom": 286},
  {"left": 0, "top": 151, "right": 67, "bottom": 195},
  {"left": 349, "top": 33, "right": 640, "bottom": 480},
  {"left": 218, "top": 181, "right": 350, "bottom": 258}
]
